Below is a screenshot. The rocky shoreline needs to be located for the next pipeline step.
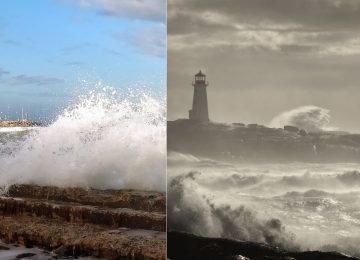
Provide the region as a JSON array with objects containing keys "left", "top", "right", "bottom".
[
  {"left": 0, "top": 185, "right": 166, "bottom": 259},
  {"left": 168, "top": 231, "right": 360, "bottom": 260},
  {"left": 168, "top": 119, "right": 360, "bottom": 163},
  {"left": 0, "top": 120, "right": 41, "bottom": 127}
]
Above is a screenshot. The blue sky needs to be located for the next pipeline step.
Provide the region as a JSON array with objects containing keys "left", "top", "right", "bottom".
[{"left": 0, "top": 0, "right": 166, "bottom": 121}]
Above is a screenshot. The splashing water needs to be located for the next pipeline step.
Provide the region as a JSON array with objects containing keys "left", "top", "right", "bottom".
[
  {"left": 0, "top": 87, "right": 166, "bottom": 192},
  {"left": 270, "top": 105, "right": 336, "bottom": 132},
  {"left": 167, "top": 152, "right": 360, "bottom": 256}
]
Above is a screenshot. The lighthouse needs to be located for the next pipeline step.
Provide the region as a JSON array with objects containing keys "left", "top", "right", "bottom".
[{"left": 189, "top": 70, "right": 209, "bottom": 121}]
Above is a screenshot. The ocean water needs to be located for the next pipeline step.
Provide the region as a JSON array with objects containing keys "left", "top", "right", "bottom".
[
  {"left": 168, "top": 152, "right": 360, "bottom": 257},
  {"left": 0, "top": 88, "right": 166, "bottom": 193}
]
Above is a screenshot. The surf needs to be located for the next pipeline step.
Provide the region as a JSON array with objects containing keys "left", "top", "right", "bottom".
[{"left": 0, "top": 87, "right": 166, "bottom": 193}]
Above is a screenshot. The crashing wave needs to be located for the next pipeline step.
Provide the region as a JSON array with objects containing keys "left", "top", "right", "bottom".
[
  {"left": 270, "top": 105, "right": 336, "bottom": 132},
  {"left": 0, "top": 87, "right": 166, "bottom": 192}
]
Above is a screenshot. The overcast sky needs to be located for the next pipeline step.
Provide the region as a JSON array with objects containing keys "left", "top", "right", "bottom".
[
  {"left": 168, "top": 0, "right": 360, "bottom": 133},
  {"left": 0, "top": 0, "right": 165, "bottom": 121}
]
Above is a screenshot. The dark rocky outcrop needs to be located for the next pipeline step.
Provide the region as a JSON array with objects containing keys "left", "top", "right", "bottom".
[
  {"left": 168, "top": 119, "right": 360, "bottom": 163},
  {"left": 14, "top": 253, "right": 37, "bottom": 259},
  {"left": 283, "top": 125, "right": 299, "bottom": 133},
  {"left": 0, "top": 245, "right": 10, "bottom": 250},
  {"left": 168, "top": 231, "right": 359, "bottom": 260}
]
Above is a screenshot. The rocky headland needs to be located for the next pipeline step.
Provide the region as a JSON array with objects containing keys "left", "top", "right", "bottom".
[
  {"left": 0, "top": 184, "right": 166, "bottom": 259},
  {"left": 0, "top": 120, "right": 41, "bottom": 127},
  {"left": 168, "top": 119, "right": 360, "bottom": 163},
  {"left": 168, "top": 231, "right": 359, "bottom": 260}
]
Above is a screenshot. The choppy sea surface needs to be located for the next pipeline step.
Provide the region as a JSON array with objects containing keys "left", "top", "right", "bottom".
[{"left": 168, "top": 152, "right": 360, "bottom": 257}]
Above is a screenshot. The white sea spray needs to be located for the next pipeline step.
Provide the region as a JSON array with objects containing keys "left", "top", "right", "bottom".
[{"left": 0, "top": 87, "right": 166, "bottom": 192}]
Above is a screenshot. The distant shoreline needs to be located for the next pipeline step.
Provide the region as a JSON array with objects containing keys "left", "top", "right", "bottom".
[
  {"left": 168, "top": 119, "right": 360, "bottom": 163},
  {"left": 0, "top": 120, "right": 41, "bottom": 128}
]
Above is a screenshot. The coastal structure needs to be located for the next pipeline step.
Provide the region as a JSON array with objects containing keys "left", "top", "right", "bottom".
[
  {"left": 189, "top": 70, "right": 209, "bottom": 121},
  {"left": 0, "top": 119, "right": 39, "bottom": 127},
  {"left": 0, "top": 184, "right": 166, "bottom": 259}
]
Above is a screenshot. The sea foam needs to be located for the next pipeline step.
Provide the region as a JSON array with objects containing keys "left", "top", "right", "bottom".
[
  {"left": 168, "top": 153, "right": 360, "bottom": 256},
  {"left": 0, "top": 87, "right": 166, "bottom": 192}
]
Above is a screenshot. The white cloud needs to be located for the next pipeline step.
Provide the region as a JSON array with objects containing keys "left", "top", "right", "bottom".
[
  {"left": 116, "top": 24, "right": 166, "bottom": 57},
  {"left": 168, "top": 0, "right": 360, "bottom": 57},
  {"left": 319, "top": 38, "right": 360, "bottom": 56},
  {"left": 8, "top": 75, "right": 64, "bottom": 86},
  {"left": 68, "top": 0, "right": 166, "bottom": 23},
  {"left": 0, "top": 68, "right": 9, "bottom": 77},
  {"left": 169, "top": 21, "right": 360, "bottom": 57},
  {"left": 62, "top": 0, "right": 166, "bottom": 58}
]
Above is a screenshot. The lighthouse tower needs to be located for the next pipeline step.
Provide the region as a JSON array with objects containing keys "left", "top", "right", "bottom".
[{"left": 189, "top": 70, "right": 209, "bottom": 121}]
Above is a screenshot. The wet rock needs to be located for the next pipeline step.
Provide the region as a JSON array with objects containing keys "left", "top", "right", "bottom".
[
  {"left": 224, "top": 256, "right": 250, "bottom": 260},
  {"left": 298, "top": 129, "right": 307, "bottom": 137},
  {"left": 15, "top": 252, "right": 37, "bottom": 259},
  {"left": 233, "top": 123, "right": 246, "bottom": 127},
  {"left": 284, "top": 125, "right": 299, "bottom": 133},
  {"left": 7, "top": 184, "right": 165, "bottom": 213},
  {"left": 168, "top": 231, "right": 285, "bottom": 260},
  {"left": 53, "top": 245, "right": 70, "bottom": 257},
  {"left": 0, "top": 216, "right": 166, "bottom": 259},
  {"left": 287, "top": 251, "right": 358, "bottom": 260},
  {"left": 167, "top": 231, "right": 359, "bottom": 260},
  {"left": 0, "top": 245, "right": 10, "bottom": 250},
  {"left": 0, "top": 185, "right": 166, "bottom": 259},
  {"left": 0, "top": 196, "right": 165, "bottom": 231}
]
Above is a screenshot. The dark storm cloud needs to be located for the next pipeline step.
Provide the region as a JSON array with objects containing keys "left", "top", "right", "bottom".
[
  {"left": 168, "top": 0, "right": 360, "bottom": 55},
  {"left": 169, "top": 0, "right": 360, "bottom": 32},
  {"left": 168, "top": 0, "right": 360, "bottom": 132}
]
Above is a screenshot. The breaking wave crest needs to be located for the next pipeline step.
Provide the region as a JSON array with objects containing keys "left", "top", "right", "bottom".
[
  {"left": 168, "top": 171, "right": 299, "bottom": 251},
  {"left": 0, "top": 87, "right": 166, "bottom": 192},
  {"left": 167, "top": 154, "right": 360, "bottom": 256},
  {"left": 270, "top": 105, "right": 336, "bottom": 132}
]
